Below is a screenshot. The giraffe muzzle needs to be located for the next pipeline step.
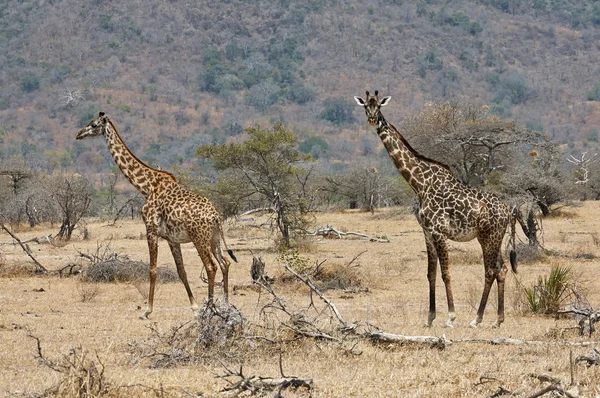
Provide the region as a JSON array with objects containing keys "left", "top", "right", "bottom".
[{"left": 369, "top": 118, "right": 376, "bottom": 126}]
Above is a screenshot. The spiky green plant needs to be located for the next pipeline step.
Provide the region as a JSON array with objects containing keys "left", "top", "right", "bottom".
[{"left": 525, "top": 265, "right": 575, "bottom": 314}]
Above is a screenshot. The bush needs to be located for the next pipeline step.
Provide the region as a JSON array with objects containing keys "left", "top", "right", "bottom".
[
  {"left": 319, "top": 98, "right": 356, "bottom": 125},
  {"left": 587, "top": 81, "right": 600, "bottom": 101},
  {"left": 21, "top": 75, "right": 40, "bottom": 93},
  {"left": 525, "top": 265, "right": 583, "bottom": 314},
  {"left": 85, "top": 259, "right": 179, "bottom": 283}
]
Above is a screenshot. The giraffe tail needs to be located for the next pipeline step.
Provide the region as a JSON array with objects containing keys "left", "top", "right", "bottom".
[
  {"left": 509, "top": 206, "right": 518, "bottom": 274},
  {"left": 217, "top": 217, "right": 238, "bottom": 263}
]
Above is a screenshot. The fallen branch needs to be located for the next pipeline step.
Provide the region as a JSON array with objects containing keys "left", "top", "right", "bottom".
[
  {"left": 218, "top": 355, "right": 313, "bottom": 397},
  {"left": 366, "top": 330, "right": 451, "bottom": 349},
  {"left": 576, "top": 347, "right": 600, "bottom": 367},
  {"left": 0, "top": 234, "right": 54, "bottom": 245},
  {"left": 525, "top": 374, "right": 577, "bottom": 398},
  {"left": 307, "top": 225, "right": 390, "bottom": 243},
  {"left": 454, "top": 337, "right": 595, "bottom": 347},
  {"left": 557, "top": 306, "right": 600, "bottom": 337},
  {"left": 0, "top": 222, "right": 48, "bottom": 273}
]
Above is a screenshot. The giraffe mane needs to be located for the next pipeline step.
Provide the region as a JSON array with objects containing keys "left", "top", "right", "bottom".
[
  {"left": 107, "top": 119, "right": 177, "bottom": 182},
  {"left": 387, "top": 122, "right": 452, "bottom": 171}
]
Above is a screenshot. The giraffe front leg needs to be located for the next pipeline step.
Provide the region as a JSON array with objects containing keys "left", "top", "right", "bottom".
[
  {"left": 141, "top": 233, "right": 159, "bottom": 320},
  {"left": 424, "top": 239, "right": 438, "bottom": 327},
  {"left": 433, "top": 235, "right": 455, "bottom": 328}
]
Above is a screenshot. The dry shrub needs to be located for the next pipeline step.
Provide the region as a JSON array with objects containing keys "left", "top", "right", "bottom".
[
  {"left": 130, "top": 300, "right": 252, "bottom": 368},
  {"left": 29, "top": 336, "right": 109, "bottom": 397},
  {"left": 0, "top": 262, "right": 37, "bottom": 277},
  {"left": 76, "top": 282, "right": 101, "bottom": 302},
  {"left": 84, "top": 259, "right": 179, "bottom": 283},
  {"left": 311, "top": 262, "right": 362, "bottom": 291},
  {"left": 277, "top": 249, "right": 364, "bottom": 291},
  {"left": 30, "top": 336, "right": 162, "bottom": 397}
]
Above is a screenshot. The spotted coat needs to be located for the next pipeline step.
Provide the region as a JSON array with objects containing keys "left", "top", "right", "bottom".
[
  {"left": 77, "top": 113, "right": 236, "bottom": 319},
  {"left": 355, "top": 91, "right": 516, "bottom": 328}
]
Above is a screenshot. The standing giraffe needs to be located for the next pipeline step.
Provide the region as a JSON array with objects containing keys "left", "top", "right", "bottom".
[
  {"left": 77, "top": 112, "right": 237, "bottom": 319},
  {"left": 354, "top": 91, "right": 516, "bottom": 328}
]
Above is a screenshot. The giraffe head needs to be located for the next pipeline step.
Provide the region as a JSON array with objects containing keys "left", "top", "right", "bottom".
[
  {"left": 76, "top": 112, "right": 109, "bottom": 140},
  {"left": 354, "top": 90, "right": 391, "bottom": 126}
]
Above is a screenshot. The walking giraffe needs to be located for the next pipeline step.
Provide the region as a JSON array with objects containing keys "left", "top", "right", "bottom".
[
  {"left": 354, "top": 91, "right": 516, "bottom": 328},
  {"left": 77, "top": 112, "right": 237, "bottom": 319}
]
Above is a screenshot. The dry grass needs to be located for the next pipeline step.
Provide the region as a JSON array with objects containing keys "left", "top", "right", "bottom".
[{"left": 1, "top": 205, "right": 600, "bottom": 396}]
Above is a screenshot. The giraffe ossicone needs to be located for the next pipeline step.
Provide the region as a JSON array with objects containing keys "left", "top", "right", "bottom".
[
  {"left": 355, "top": 91, "right": 517, "bottom": 328},
  {"left": 77, "top": 112, "right": 237, "bottom": 319}
]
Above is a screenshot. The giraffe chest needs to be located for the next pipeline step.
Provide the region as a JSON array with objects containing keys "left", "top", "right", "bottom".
[{"left": 417, "top": 196, "right": 480, "bottom": 242}]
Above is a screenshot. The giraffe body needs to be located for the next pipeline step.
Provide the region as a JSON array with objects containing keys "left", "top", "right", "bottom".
[
  {"left": 77, "top": 113, "right": 236, "bottom": 319},
  {"left": 355, "top": 92, "right": 516, "bottom": 328}
]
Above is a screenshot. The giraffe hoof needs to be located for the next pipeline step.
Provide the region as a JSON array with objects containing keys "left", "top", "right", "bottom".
[
  {"left": 140, "top": 308, "right": 152, "bottom": 320},
  {"left": 444, "top": 321, "right": 454, "bottom": 328},
  {"left": 469, "top": 319, "right": 479, "bottom": 328},
  {"left": 424, "top": 321, "right": 433, "bottom": 327},
  {"left": 491, "top": 321, "right": 501, "bottom": 329}
]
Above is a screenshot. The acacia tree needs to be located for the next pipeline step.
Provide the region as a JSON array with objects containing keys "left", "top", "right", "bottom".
[
  {"left": 403, "top": 100, "right": 547, "bottom": 187},
  {"left": 196, "top": 124, "right": 314, "bottom": 247}
]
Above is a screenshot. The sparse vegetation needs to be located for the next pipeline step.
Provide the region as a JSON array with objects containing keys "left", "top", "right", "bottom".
[{"left": 525, "top": 264, "right": 586, "bottom": 314}]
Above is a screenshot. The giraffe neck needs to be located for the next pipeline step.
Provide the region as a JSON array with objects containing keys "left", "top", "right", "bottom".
[
  {"left": 104, "top": 121, "right": 174, "bottom": 197},
  {"left": 375, "top": 113, "right": 436, "bottom": 195}
]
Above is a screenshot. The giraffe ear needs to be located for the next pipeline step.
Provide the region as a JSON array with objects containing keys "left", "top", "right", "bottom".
[
  {"left": 354, "top": 96, "right": 366, "bottom": 106},
  {"left": 380, "top": 96, "right": 391, "bottom": 106}
]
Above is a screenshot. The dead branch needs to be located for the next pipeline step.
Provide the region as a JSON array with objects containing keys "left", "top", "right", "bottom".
[
  {"left": 454, "top": 337, "right": 595, "bottom": 347},
  {"left": 557, "top": 306, "right": 600, "bottom": 337},
  {"left": 488, "top": 386, "right": 512, "bottom": 398},
  {"left": 240, "top": 207, "right": 275, "bottom": 216},
  {"left": 0, "top": 222, "right": 48, "bottom": 273},
  {"left": 283, "top": 264, "right": 349, "bottom": 328},
  {"left": 0, "top": 233, "right": 54, "bottom": 245},
  {"left": 576, "top": 347, "right": 600, "bottom": 367},
  {"left": 366, "top": 331, "right": 451, "bottom": 349},
  {"left": 525, "top": 374, "right": 577, "bottom": 398},
  {"left": 218, "top": 358, "right": 313, "bottom": 397},
  {"left": 307, "top": 224, "right": 390, "bottom": 243}
]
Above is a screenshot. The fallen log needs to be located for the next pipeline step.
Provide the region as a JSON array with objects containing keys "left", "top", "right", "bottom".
[
  {"left": 366, "top": 331, "right": 451, "bottom": 349},
  {"left": 307, "top": 224, "right": 390, "bottom": 243}
]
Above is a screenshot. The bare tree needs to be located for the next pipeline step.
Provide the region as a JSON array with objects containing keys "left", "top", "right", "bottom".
[
  {"left": 567, "top": 151, "right": 598, "bottom": 200},
  {"left": 47, "top": 173, "right": 92, "bottom": 240}
]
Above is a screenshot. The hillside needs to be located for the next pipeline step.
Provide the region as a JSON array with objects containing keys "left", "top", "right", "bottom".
[{"left": 1, "top": 0, "right": 600, "bottom": 177}]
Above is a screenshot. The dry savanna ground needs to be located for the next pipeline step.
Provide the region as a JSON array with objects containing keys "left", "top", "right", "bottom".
[{"left": 1, "top": 203, "right": 600, "bottom": 397}]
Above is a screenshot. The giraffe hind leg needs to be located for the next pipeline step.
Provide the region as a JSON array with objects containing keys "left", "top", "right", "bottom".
[
  {"left": 470, "top": 241, "right": 503, "bottom": 328},
  {"left": 211, "top": 227, "right": 230, "bottom": 302},
  {"left": 168, "top": 241, "right": 198, "bottom": 312}
]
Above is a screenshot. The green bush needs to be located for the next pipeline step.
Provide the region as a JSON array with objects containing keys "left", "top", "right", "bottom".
[
  {"left": 21, "top": 75, "right": 40, "bottom": 93},
  {"left": 319, "top": 98, "right": 357, "bottom": 125},
  {"left": 525, "top": 265, "right": 578, "bottom": 314},
  {"left": 587, "top": 81, "right": 600, "bottom": 101}
]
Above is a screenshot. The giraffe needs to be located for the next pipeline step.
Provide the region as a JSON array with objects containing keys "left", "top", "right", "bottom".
[
  {"left": 354, "top": 91, "right": 517, "bottom": 328},
  {"left": 76, "top": 112, "right": 237, "bottom": 319}
]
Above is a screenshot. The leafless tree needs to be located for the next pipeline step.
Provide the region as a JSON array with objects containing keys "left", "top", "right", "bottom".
[{"left": 46, "top": 173, "right": 92, "bottom": 240}]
